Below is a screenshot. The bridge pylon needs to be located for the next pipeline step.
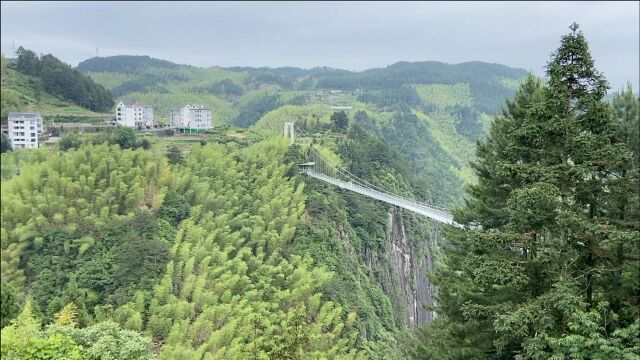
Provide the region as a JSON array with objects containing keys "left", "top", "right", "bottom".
[{"left": 284, "top": 122, "right": 295, "bottom": 145}]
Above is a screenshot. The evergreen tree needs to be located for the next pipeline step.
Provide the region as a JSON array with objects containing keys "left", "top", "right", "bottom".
[
  {"left": 331, "top": 111, "right": 349, "bottom": 130},
  {"left": 13, "top": 47, "right": 114, "bottom": 112},
  {"left": 612, "top": 84, "right": 640, "bottom": 165},
  {"left": 0, "top": 284, "right": 20, "bottom": 328},
  {"left": 0, "top": 133, "right": 11, "bottom": 153},
  {"left": 417, "top": 23, "right": 640, "bottom": 359},
  {"left": 166, "top": 145, "right": 184, "bottom": 165},
  {"left": 15, "top": 47, "right": 40, "bottom": 76}
]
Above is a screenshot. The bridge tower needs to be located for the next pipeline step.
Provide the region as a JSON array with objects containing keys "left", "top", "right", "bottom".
[{"left": 283, "top": 122, "right": 295, "bottom": 145}]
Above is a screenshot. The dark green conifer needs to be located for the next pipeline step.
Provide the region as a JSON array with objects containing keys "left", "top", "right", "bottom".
[{"left": 417, "top": 23, "right": 640, "bottom": 359}]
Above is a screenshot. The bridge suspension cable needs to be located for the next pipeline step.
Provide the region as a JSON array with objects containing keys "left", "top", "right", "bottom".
[{"left": 288, "top": 123, "right": 457, "bottom": 225}]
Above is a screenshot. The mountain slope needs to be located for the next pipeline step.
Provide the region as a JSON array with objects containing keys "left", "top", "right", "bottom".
[
  {"left": 1, "top": 54, "right": 111, "bottom": 122},
  {"left": 1, "top": 65, "right": 109, "bottom": 122},
  {"left": 77, "top": 55, "right": 528, "bottom": 208}
]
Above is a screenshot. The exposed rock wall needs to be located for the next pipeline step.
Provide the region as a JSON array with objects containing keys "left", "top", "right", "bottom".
[{"left": 368, "top": 209, "right": 440, "bottom": 328}]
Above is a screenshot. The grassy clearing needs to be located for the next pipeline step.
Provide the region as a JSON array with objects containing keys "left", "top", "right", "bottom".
[
  {"left": 413, "top": 83, "right": 474, "bottom": 107},
  {"left": 86, "top": 72, "right": 136, "bottom": 90}
]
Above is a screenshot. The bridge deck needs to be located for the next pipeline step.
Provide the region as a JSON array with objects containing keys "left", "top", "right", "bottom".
[{"left": 304, "top": 170, "right": 456, "bottom": 225}]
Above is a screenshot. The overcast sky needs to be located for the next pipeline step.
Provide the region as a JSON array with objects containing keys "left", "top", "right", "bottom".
[{"left": 1, "top": 1, "right": 638, "bottom": 90}]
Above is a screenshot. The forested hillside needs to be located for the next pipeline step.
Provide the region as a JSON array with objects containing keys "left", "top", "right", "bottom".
[
  {"left": 1, "top": 125, "right": 444, "bottom": 357},
  {"left": 414, "top": 25, "right": 640, "bottom": 359},
  {"left": 76, "top": 56, "right": 527, "bottom": 208},
  {"left": 1, "top": 50, "right": 113, "bottom": 122},
  {"left": 1, "top": 22, "right": 638, "bottom": 360}
]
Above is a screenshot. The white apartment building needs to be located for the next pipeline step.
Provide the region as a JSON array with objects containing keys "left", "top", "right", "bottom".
[
  {"left": 8, "top": 112, "right": 43, "bottom": 149},
  {"left": 115, "top": 101, "right": 154, "bottom": 128},
  {"left": 170, "top": 104, "right": 212, "bottom": 129}
]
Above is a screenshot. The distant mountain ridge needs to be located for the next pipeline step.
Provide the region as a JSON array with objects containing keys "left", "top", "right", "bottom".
[
  {"left": 77, "top": 55, "right": 180, "bottom": 73},
  {"left": 77, "top": 55, "right": 527, "bottom": 78},
  {"left": 71, "top": 54, "right": 531, "bottom": 208},
  {"left": 77, "top": 55, "right": 528, "bottom": 114}
]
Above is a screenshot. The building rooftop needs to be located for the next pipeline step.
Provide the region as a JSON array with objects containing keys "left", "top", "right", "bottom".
[
  {"left": 8, "top": 112, "right": 42, "bottom": 118},
  {"left": 172, "top": 104, "right": 210, "bottom": 110},
  {"left": 119, "top": 101, "right": 152, "bottom": 108}
]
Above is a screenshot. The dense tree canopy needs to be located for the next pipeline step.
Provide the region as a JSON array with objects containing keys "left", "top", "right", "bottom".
[
  {"left": 77, "top": 55, "right": 179, "bottom": 74},
  {"left": 2, "top": 22, "right": 638, "bottom": 360},
  {"left": 1, "top": 137, "right": 395, "bottom": 358},
  {"left": 0, "top": 133, "right": 11, "bottom": 153},
  {"left": 331, "top": 111, "right": 349, "bottom": 130},
  {"left": 415, "top": 24, "right": 640, "bottom": 359},
  {"left": 13, "top": 47, "right": 114, "bottom": 112}
]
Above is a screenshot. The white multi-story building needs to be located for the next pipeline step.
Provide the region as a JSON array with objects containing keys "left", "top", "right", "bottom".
[
  {"left": 115, "top": 101, "right": 154, "bottom": 128},
  {"left": 170, "top": 104, "right": 212, "bottom": 129},
  {"left": 8, "top": 112, "right": 43, "bottom": 149}
]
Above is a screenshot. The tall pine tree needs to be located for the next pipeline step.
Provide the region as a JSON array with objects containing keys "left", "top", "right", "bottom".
[{"left": 416, "top": 23, "right": 640, "bottom": 360}]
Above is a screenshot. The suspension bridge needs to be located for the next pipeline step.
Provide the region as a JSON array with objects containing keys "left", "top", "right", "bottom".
[{"left": 283, "top": 122, "right": 458, "bottom": 226}]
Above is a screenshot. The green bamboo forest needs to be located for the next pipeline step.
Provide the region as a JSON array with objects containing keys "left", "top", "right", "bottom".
[{"left": 1, "top": 23, "right": 639, "bottom": 359}]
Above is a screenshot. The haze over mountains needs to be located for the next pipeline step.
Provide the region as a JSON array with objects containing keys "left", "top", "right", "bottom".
[{"left": 2, "top": 2, "right": 638, "bottom": 90}]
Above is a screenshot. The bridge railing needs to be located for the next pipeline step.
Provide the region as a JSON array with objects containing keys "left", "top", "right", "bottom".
[{"left": 292, "top": 123, "right": 458, "bottom": 225}]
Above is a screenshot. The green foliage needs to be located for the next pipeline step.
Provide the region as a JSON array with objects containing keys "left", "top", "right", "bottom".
[
  {"left": 77, "top": 55, "right": 178, "bottom": 74},
  {"left": 118, "top": 91, "right": 237, "bottom": 125},
  {"left": 193, "top": 78, "right": 245, "bottom": 98},
  {"left": 1, "top": 132, "right": 11, "bottom": 153},
  {"left": 268, "top": 310, "right": 311, "bottom": 360},
  {"left": 1, "top": 143, "right": 169, "bottom": 315},
  {"left": 166, "top": 145, "right": 184, "bottom": 165},
  {"left": 1, "top": 66, "right": 106, "bottom": 120},
  {"left": 331, "top": 111, "right": 349, "bottom": 130},
  {"left": 54, "top": 303, "right": 78, "bottom": 327},
  {"left": 3, "top": 136, "right": 403, "bottom": 356},
  {"left": 86, "top": 71, "right": 135, "bottom": 90},
  {"left": 6, "top": 333, "right": 84, "bottom": 360},
  {"left": 0, "top": 148, "right": 50, "bottom": 180},
  {"left": 1, "top": 298, "right": 43, "bottom": 356},
  {"left": 89, "top": 127, "right": 148, "bottom": 150},
  {"left": 417, "top": 24, "right": 640, "bottom": 359},
  {"left": 612, "top": 83, "right": 640, "bottom": 165},
  {"left": 138, "top": 140, "right": 363, "bottom": 358},
  {"left": 141, "top": 138, "right": 152, "bottom": 150},
  {"left": 0, "top": 284, "right": 21, "bottom": 329},
  {"left": 58, "top": 132, "right": 84, "bottom": 151},
  {"left": 233, "top": 91, "right": 283, "bottom": 127},
  {"left": 250, "top": 103, "right": 333, "bottom": 133},
  {"left": 0, "top": 49, "right": 553, "bottom": 358},
  {"left": 158, "top": 190, "right": 190, "bottom": 226},
  {"left": 14, "top": 47, "right": 114, "bottom": 112},
  {"left": 15, "top": 47, "right": 40, "bottom": 76},
  {"left": 357, "top": 86, "right": 421, "bottom": 109},
  {"left": 45, "top": 321, "right": 153, "bottom": 359},
  {"left": 112, "top": 127, "right": 138, "bottom": 149},
  {"left": 111, "top": 73, "right": 168, "bottom": 97},
  {"left": 286, "top": 129, "right": 442, "bottom": 358},
  {"left": 1, "top": 88, "right": 27, "bottom": 118},
  {"left": 414, "top": 83, "right": 473, "bottom": 108},
  {"left": 317, "top": 61, "right": 526, "bottom": 113},
  {"left": 1, "top": 300, "right": 152, "bottom": 360},
  {"left": 353, "top": 110, "right": 462, "bottom": 207}
]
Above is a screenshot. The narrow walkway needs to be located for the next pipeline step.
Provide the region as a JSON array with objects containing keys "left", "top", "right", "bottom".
[{"left": 304, "top": 170, "right": 457, "bottom": 225}]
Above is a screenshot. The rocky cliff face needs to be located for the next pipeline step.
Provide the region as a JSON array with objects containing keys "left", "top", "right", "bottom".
[{"left": 368, "top": 209, "right": 440, "bottom": 329}]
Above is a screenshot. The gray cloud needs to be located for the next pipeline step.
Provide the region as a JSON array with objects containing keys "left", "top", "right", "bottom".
[{"left": 1, "top": 1, "right": 638, "bottom": 90}]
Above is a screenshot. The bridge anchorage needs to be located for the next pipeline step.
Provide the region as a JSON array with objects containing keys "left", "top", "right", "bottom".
[{"left": 286, "top": 123, "right": 459, "bottom": 226}]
